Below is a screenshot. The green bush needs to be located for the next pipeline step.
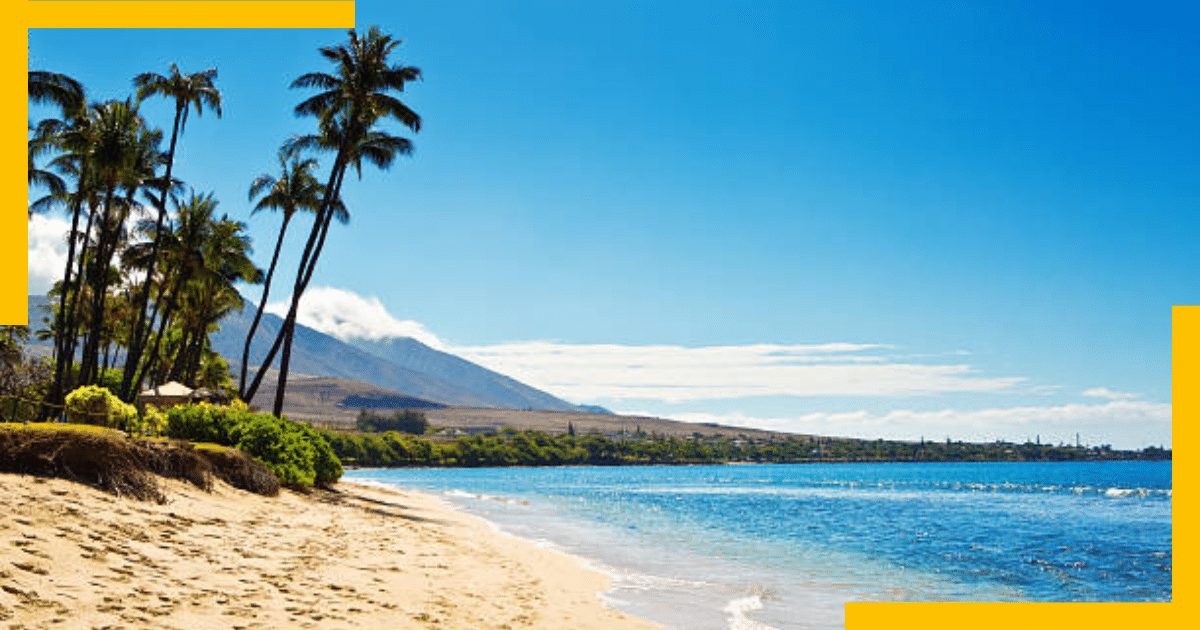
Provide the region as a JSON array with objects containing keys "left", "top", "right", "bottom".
[
  {"left": 162, "top": 402, "right": 343, "bottom": 489},
  {"left": 233, "top": 414, "right": 316, "bottom": 488},
  {"left": 64, "top": 385, "right": 137, "bottom": 430},
  {"left": 125, "top": 404, "right": 168, "bottom": 437},
  {"left": 166, "top": 402, "right": 239, "bottom": 444},
  {"left": 299, "top": 423, "right": 343, "bottom": 486}
]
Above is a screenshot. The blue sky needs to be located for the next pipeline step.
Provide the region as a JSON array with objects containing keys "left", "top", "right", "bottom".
[{"left": 27, "top": 0, "right": 1198, "bottom": 448}]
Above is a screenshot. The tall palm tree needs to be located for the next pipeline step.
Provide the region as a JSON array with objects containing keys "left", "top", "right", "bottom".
[
  {"left": 237, "top": 150, "right": 343, "bottom": 398},
  {"left": 77, "top": 99, "right": 161, "bottom": 386},
  {"left": 242, "top": 26, "right": 420, "bottom": 415},
  {"left": 121, "top": 64, "right": 221, "bottom": 400},
  {"left": 28, "top": 73, "right": 86, "bottom": 417}
]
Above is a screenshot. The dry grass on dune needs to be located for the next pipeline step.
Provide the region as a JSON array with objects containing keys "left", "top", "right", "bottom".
[{"left": 0, "top": 427, "right": 279, "bottom": 501}]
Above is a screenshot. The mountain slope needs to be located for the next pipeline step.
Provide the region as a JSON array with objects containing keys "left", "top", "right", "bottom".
[{"left": 346, "top": 336, "right": 580, "bottom": 412}]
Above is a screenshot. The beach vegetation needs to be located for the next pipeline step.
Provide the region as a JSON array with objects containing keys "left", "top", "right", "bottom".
[
  {"left": 64, "top": 385, "right": 137, "bottom": 430},
  {"left": 315, "top": 426, "right": 1171, "bottom": 469},
  {"left": 0, "top": 425, "right": 279, "bottom": 500},
  {"left": 164, "top": 402, "right": 342, "bottom": 488}
]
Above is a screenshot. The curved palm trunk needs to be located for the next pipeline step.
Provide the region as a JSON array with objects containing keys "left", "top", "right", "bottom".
[
  {"left": 244, "top": 146, "right": 347, "bottom": 408},
  {"left": 120, "top": 105, "right": 183, "bottom": 401},
  {"left": 238, "top": 212, "right": 291, "bottom": 399},
  {"left": 271, "top": 166, "right": 346, "bottom": 416}
]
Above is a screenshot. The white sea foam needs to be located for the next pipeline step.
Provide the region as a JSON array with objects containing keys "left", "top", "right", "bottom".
[
  {"left": 723, "top": 595, "right": 777, "bottom": 630},
  {"left": 442, "top": 488, "right": 525, "bottom": 504}
]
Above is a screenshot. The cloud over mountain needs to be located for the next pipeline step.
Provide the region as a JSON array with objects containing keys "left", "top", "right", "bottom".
[{"left": 266, "top": 286, "right": 445, "bottom": 350}]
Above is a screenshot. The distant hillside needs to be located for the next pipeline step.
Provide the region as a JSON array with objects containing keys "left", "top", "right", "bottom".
[
  {"left": 250, "top": 375, "right": 793, "bottom": 441},
  {"left": 26, "top": 295, "right": 587, "bottom": 413},
  {"left": 346, "top": 336, "right": 582, "bottom": 413}
]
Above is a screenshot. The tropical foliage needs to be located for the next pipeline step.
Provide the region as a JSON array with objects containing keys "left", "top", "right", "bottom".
[
  {"left": 165, "top": 402, "right": 342, "bottom": 488},
  {"left": 317, "top": 426, "right": 1171, "bottom": 468},
  {"left": 30, "top": 27, "right": 420, "bottom": 432},
  {"left": 63, "top": 385, "right": 137, "bottom": 431}
]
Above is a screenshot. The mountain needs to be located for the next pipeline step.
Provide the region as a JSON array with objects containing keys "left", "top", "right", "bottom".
[
  {"left": 345, "top": 336, "right": 582, "bottom": 413},
  {"left": 25, "top": 295, "right": 587, "bottom": 413}
]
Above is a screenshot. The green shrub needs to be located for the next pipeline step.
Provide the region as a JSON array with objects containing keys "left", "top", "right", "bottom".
[
  {"left": 126, "top": 404, "right": 169, "bottom": 437},
  {"left": 298, "top": 423, "right": 343, "bottom": 486},
  {"left": 162, "top": 402, "right": 343, "bottom": 489},
  {"left": 64, "top": 385, "right": 137, "bottom": 430},
  {"left": 166, "top": 402, "right": 240, "bottom": 444}
]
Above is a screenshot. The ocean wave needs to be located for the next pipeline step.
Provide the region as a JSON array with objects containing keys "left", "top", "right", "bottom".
[
  {"left": 442, "top": 488, "right": 526, "bottom": 505},
  {"left": 610, "top": 570, "right": 714, "bottom": 591},
  {"left": 623, "top": 483, "right": 1171, "bottom": 502},
  {"left": 723, "top": 595, "right": 778, "bottom": 630}
]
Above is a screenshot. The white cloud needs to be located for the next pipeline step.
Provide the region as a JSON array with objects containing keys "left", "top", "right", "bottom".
[
  {"left": 1082, "top": 387, "right": 1141, "bottom": 400},
  {"left": 28, "top": 214, "right": 70, "bottom": 295},
  {"left": 265, "top": 285, "right": 446, "bottom": 350},
  {"left": 651, "top": 400, "right": 1172, "bottom": 449},
  {"left": 453, "top": 341, "right": 1027, "bottom": 402},
  {"left": 281, "top": 286, "right": 1030, "bottom": 402}
]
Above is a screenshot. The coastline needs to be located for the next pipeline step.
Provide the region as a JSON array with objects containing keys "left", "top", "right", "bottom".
[{"left": 0, "top": 473, "right": 665, "bottom": 629}]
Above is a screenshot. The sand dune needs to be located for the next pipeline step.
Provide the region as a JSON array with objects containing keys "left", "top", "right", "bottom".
[{"left": 0, "top": 473, "right": 663, "bottom": 629}]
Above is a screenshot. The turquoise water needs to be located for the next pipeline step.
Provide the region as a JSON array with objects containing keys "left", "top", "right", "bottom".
[{"left": 345, "top": 462, "right": 1171, "bottom": 629}]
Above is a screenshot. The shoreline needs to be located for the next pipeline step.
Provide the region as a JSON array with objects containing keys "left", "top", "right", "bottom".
[{"left": 0, "top": 472, "right": 665, "bottom": 629}]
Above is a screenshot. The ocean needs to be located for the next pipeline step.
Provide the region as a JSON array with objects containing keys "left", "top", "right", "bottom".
[{"left": 344, "top": 461, "right": 1171, "bottom": 629}]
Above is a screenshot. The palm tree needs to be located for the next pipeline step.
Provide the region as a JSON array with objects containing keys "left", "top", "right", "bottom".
[
  {"left": 76, "top": 99, "right": 161, "bottom": 386},
  {"left": 242, "top": 26, "right": 420, "bottom": 415},
  {"left": 121, "top": 64, "right": 221, "bottom": 400},
  {"left": 29, "top": 70, "right": 85, "bottom": 118},
  {"left": 29, "top": 121, "right": 68, "bottom": 213},
  {"left": 28, "top": 74, "right": 87, "bottom": 417},
  {"left": 237, "top": 150, "right": 342, "bottom": 398},
  {"left": 175, "top": 217, "right": 260, "bottom": 386},
  {"left": 128, "top": 190, "right": 216, "bottom": 391}
]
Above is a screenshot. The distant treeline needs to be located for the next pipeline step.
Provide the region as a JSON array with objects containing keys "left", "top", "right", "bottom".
[{"left": 316, "top": 425, "right": 1171, "bottom": 468}]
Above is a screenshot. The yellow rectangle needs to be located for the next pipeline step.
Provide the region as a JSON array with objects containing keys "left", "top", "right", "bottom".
[{"left": 25, "top": 2, "right": 354, "bottom": 29}]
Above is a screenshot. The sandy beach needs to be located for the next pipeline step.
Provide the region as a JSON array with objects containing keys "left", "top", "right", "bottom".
[{"left": 0, "top": 473, "right": 665, "bottom": 629}]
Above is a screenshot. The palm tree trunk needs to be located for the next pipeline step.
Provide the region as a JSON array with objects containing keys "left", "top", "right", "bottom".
[
  {"left": 60, "top": 200, "right": 100, "bottom": 390},
  {"left": 42, "top": 179, "right": 89, "bottom": 420},
  {"left": 245, "top": 146, "right": 347, "bottom": 407},
  {"left": 120, "top": 104, "right": 183, "bottom": 401},
  {"left": 79, "top": 187, "right": 119, "bottom": 387},
  {"left": 238, "top": 213, "right": 291, "bottom": 399},
  {"left": 135, "top": 269, "right": 188, "bottom": 390},
  {"left": 270, "top": 160, "right": 348, "bottom": 417}
]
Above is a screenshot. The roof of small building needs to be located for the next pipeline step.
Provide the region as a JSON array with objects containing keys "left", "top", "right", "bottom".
[{"left": 139, "top": 381, "right": 194, "bottom": 398}]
